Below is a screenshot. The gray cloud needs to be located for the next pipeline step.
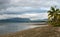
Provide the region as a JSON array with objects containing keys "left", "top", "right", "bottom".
[
  {"left": 10, "top": 0, "right": 60, "bottom": 8},
  {"left": 0, "top": 6, "right": 47, "bottom": 15},
  {"left": 0, "top": 0, "right": 10, "bottom": 4},
  {"left": 0, "top": 0, "right": 60, "bottom": 10},
  {"left": 0, "top": 0, "right": 59, "bottom": 11},
  {"left": 0, "top": 0, "right": 11, "bottom": 10},
  {"left": 0, "top": 13, "right": 48, "bottom": 20}
]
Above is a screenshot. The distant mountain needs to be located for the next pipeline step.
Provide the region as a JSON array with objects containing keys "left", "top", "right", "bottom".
[
  {"left": 0, "top": 18, "right": 48, "bottom": 22},
  {"left": 0, "top": 18, "right": 30, "bottom": 22},
  {"left": 41, "top": 19, "right": 48, "bottom": 21},
  {"left": 30, "top": 19, "right": 48, "bottom": 22}
]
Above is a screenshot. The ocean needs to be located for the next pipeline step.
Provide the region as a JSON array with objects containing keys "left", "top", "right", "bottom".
[{"left": 0, "top": 22, "right": 47, "bottom": 34}]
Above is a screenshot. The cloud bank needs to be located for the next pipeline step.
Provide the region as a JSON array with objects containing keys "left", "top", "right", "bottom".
[{"left": 0, "top": 0, "right": 60, "bottom": 20}]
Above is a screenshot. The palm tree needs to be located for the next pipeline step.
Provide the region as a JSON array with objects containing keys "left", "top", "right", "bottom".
[
  {"left": 48, "top": 7, "right": 56, "bottom": 25},
  {"left": 48, "top": 6, "right": 60, "bottom": 26}
]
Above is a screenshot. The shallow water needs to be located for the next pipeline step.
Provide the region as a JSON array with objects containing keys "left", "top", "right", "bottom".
[{"left": 0, "top": 22, "right": 47, "bottom": 34}]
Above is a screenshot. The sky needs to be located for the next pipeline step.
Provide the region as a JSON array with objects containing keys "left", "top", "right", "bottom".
[{"left": 0, "top": 0, "right": 60, "bottom": 20}]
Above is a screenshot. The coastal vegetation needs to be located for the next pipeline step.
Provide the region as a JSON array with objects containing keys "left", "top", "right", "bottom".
[{"left": 48, "top": 6, "right": 60, "bottom": 27}]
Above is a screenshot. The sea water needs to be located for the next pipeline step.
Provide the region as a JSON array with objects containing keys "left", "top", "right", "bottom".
[{"left": 0, "top": 22, "right": 47, "bottom": 34}]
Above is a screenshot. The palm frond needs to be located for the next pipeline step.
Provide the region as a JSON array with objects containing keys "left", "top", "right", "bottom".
[{"left": 51, "top": 7, "right": 56, "bottom": 12}]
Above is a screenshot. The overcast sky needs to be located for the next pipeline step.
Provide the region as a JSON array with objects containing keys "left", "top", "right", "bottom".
[{"left": 0, "top": 0, "right": 60, "bottom": 20}]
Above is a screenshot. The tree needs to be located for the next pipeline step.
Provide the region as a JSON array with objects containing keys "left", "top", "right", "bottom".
[{"left": 48, "top": 6, "right": 60, "bottom": 27}]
